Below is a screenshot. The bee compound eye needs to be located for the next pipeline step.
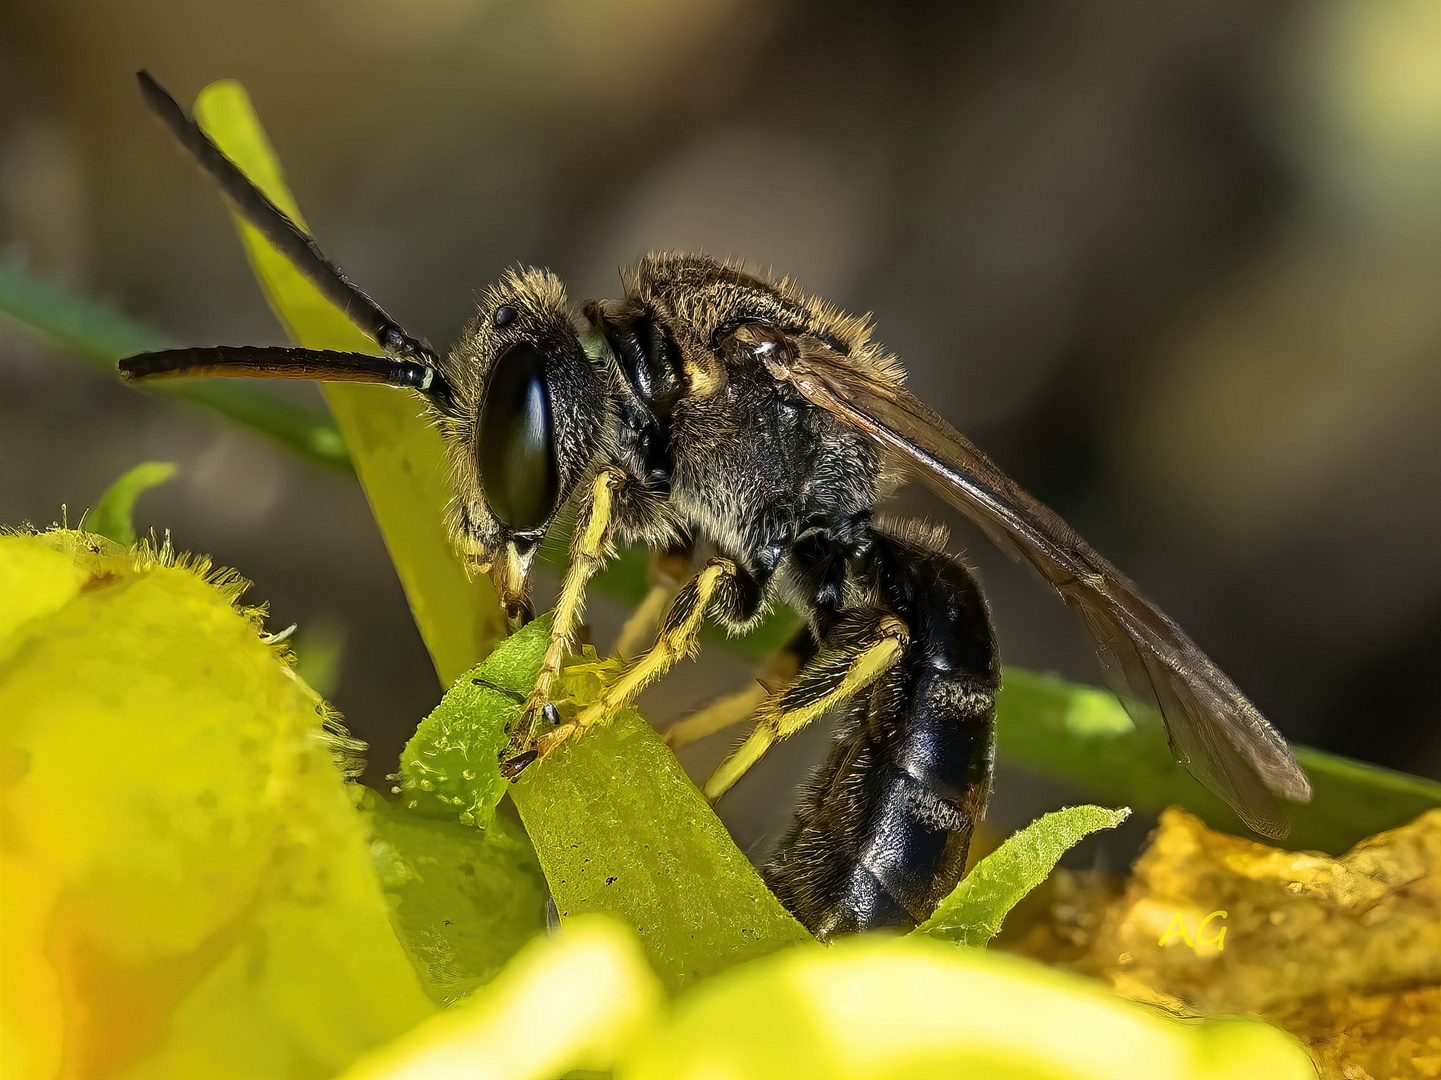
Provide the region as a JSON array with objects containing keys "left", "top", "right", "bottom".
[
  {"left": 477, "top": 341, "right": 560, "bottom": 531},
  {"left": 493, "top": 304, "right": 518, "bottom": 328}
]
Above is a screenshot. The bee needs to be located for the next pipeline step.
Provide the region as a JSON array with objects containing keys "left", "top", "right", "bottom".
[{"left": 121, "top": 73, "right": 1311, "bottom": 940}]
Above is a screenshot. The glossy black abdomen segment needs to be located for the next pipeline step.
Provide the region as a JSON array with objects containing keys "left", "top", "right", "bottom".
[{"left": 764, "top": 528, "right": 999, "bottom": 940}]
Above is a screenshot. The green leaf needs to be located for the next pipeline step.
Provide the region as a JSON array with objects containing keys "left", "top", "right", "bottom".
[
  {"left": 996, "top": 669, "right": 1441, "bottom": 854},
  {"left": 190, "top": 79, "right": 505, "bottom": 686},
  {"left": 511, "top": 710, "right": 815, "bottom": 994},
  {"left": 0, "top": 260, "right": 351, "bottom": 472},
  {"left": 619, "top": 933, "right": 1315, "bottom": 1080},
  {"left": 397, "top": 619, "right": 552, "bottom": 829},
  {"left": 398, "top": 624, "right": 813, "bottom": 993},
  {"left": 84, "top": 460, "right": 176, "bottom": 545},
  {"left": 1, "top": 530, "right": 434, "bottom": 1079},
  {"left": 915, "top": 805, "right": 1130, "bottom": 947},
  {"left": 361, "top": 789, "right": 548, "bottom": 1007}
]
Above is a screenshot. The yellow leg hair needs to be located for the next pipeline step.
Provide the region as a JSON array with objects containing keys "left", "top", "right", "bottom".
[
  {"left": 535, "top": 557, "right": 736, "bottom": 756},
  {"left": 703, "top": 615, "right": 908, "bottom": 802},
  {"left": 507, "top": 467, "right": 623, "bottom": 755}
]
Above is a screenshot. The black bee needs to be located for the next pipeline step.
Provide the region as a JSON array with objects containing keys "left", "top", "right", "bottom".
[{"left": 121, "top": 73, "right": 1311, "bottom": 941}]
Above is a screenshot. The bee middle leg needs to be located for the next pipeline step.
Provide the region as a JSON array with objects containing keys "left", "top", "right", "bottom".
[
  {"left": 534, "top": 555, "right": 745, "bottom": 755},
  {"left": 613, "top": 533, "right": 694, "bottom": 660}
]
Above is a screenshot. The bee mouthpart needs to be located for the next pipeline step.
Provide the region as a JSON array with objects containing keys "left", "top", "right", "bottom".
[
  {"left": 488, "top": 535, "right": 540, "bottom": 632},
  {"left": 505, "top": 598, "right": 535, "bottom": 631}
]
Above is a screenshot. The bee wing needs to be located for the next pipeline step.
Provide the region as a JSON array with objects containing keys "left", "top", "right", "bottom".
[{"left": 782, "top": 344, "right": 1311, "bottom": 838}]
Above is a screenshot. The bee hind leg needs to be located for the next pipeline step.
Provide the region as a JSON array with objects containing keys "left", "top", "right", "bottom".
[{"left": 702, "top": 612, "right": 909, "bottom": 801}]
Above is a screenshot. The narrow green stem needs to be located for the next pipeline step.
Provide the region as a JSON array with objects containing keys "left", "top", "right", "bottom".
[{"left": 0, "top": 260, "right": 351, "bottom": 473}]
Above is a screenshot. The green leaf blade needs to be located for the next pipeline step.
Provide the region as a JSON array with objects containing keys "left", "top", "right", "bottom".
[
  {"left": 510, "top": 710, "right": 815, "bottom": 993},
  {"left": 361, "top": 790, "right": 548, "bottom": 1006},
  {"left": 85, "top": 461, "right": 176, "bottom": 545},
  {"left": 0, "top": 261, "right": 351, "bottom": 472},
  {"left": 0, "top": 259, "right": 170, "bottom": 362},
  {"left": 916, "top": 804, "right": 1130, "bottom": 947},
  {"left": 398, "top": 619, "right": 551, "bottom": 828},
  {"left": 398, "top": 623, "right": 812, "bottom": 994},
  {"left": 997, "top": 668, "right": 1441, "bottom": 854}
]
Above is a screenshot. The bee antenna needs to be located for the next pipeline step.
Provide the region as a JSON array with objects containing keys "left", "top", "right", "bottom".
[
  {"left": 135, "top": 70, "right": 434, "bottom": 366},
  {"left": 118, "top": 345, "right": 456, "bottom": 415}
]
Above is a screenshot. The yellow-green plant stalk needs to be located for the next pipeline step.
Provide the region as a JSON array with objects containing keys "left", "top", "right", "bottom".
[{"left": 191, "top": 81, "right": 505, "bottom": 686}]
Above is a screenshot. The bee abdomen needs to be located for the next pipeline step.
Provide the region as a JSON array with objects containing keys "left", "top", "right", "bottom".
[{"left": 763, "top": 531, "right": 998, "bottom": 940}]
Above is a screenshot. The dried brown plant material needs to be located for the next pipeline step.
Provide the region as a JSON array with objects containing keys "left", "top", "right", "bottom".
[
  {"left": 1269, "top": 985, "right": 1440, "bottom": 1080},
  {"left": 1008, "top": 808, "right": 1441, "bottom": 1079}
]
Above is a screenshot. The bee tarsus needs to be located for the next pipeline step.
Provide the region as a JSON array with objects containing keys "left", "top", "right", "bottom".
[{"left": 498, "top": 750, "right": 538, "bottom": 781}]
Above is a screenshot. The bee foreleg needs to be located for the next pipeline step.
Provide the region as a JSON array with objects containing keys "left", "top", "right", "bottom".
[
  {"left": 702, "top": 612, "right": 909, "bottom": 801},
  {"left": 613, "top": 533, "right": 694, "bottom": 660},
  {"left": 536, "top": 555, "right": 738, "bottom": 755},
  {"left": 664, "top": 627, "right": 816, "bottom": 750},
  {"left": 509, "top": 466, "right": 625, "bottom": 756}
]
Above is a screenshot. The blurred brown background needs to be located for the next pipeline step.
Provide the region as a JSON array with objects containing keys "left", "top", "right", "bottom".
[{"left": 3, "top": 0, "right": 1438, "bottom": 854}]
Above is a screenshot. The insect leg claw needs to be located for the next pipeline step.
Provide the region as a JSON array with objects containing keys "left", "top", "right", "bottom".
[{"left": 499, "top": 749, "right": 538, "bottom": 780}]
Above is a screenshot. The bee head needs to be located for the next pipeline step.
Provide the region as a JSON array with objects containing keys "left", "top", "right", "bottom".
[{"left": 439, "top": 267, "right": 611, "bottom": 628}]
